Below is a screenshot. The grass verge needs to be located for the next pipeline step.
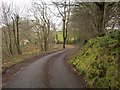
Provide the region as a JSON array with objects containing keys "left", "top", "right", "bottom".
[
  {"left": 69, "top": 31, "right": 120, "bottom": 88},
  {"left": 2, "top": 44, "right": 73, "bottom": 73}
]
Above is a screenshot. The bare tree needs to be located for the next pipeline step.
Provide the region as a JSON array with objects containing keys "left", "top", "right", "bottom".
[
  {"left": 11, "top": 8, "right": 22, "bottom": 54},
  {"left": 2, "top": 1, "right": 24, "bottom": 56},
  {"left": 94, "top": 2, "right": 118, "bottom": 35},
  {"left": 69, "top": 2, "right": 119, "bottom": 43},
  {"left": 53, "top": 0, "right": 71, "bottom": 48},
  {"left": 2, "top": 2, "right": 14, "bottom": 55},
  {"left": 15, "top": 15, "right": 22, "bottom": 54},
  {"left": 31, "top": 1, "right": 51, "bottom": 51}
]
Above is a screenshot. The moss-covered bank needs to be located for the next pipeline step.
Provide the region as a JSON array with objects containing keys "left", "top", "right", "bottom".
[{"left": 69, "top": 32, "right": 120, "bottom": 88}]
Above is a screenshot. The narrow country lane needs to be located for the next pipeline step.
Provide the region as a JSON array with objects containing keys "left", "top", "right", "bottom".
[
  {"left": 47, "top": 50, "right": 84, "bottom": 88},
  {"left": 3, "top": 48, "right": 86, "bottom": 88}
]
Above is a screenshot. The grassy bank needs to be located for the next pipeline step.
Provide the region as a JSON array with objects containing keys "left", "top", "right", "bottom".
[{"left": 69, "top": 32, "right": 120, "bottom": 88}]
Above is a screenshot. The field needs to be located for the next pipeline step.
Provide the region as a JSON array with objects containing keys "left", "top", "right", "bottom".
[{"left": 57, "top": 31, "right": 63, "bottom": 42}]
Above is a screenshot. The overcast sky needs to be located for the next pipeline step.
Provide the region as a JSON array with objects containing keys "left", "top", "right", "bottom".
[
  {"left": 0, "top": 0, "right": 64, "bottom": 29},
  {"left": 0, "top": 0, "right": 119, "bottom": 28}
]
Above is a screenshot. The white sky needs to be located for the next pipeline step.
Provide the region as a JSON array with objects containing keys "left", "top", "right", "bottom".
[
  {"left": 0, "top": 0, "right": 119, "bottom": 28},
  {"left": 0, "top": 0, "right": 64, "bottom": 29}
]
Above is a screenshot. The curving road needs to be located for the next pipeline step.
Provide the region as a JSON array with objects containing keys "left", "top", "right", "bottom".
[{"left": 4, "top": 48, "right": 86, "bottom": 88}]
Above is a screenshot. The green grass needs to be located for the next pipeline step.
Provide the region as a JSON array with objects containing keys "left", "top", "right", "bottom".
[
  {"left": 2, "top": 44, "right": 40, "bottom": 70},
  {"left": 69, "top": 31, "right": 120, "bottom": 88},
  {"left": 51, "top": 31, "right": 63, "bottom": 42},
  {"left": 57, "top": 31, "right": 63, "bottom": 42},
  {"left": 57, "top": 31, "right": 75, "bottom": 42},
  {"left": 53, "top": 31, "right": 75, "bottom": 43}
]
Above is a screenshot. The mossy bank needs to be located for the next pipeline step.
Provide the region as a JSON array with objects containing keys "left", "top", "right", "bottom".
[{"left": 69, "top": 31, "right": 120, "bottom": 88}]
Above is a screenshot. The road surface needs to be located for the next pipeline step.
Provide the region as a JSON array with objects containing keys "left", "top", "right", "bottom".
[{"left": 4, "top": 48, "right": 86, "bottom": 88}]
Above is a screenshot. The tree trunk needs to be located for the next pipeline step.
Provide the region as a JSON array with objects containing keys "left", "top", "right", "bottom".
[
  {"left": 37, "top": 30, "right": 43, "bottom": 51},
  {"left": 96, "top": 2, "right": 105, "bottom": 36},
  {"left": 62, "top": 1, "right": 67, "bottom": 49},
  {"left": 56, "top": 34, "right": 59, "bottom": 44},
  {"left": 16, "top": 15, "right": 22, "bottom": 54},
  {"left": 7, "top": 25, "right": 13, "bottom": 55},
  {"left": 44, "top": 36, "right": 47, "bottom": 51},
  {"left": 63, "top": 19, "right": 66, "bottom": 49},
  {"left": 12, "top": 18, "right": 17, "bottom": 54},
  {"left": 47, "top": 21, "right": 50, "bottom": 50},
  {"left": 43, "top": 25, "right": 48, "bottom": 51},
  {"left": 3, "top": 30, "right": 10, "bottom": 55}
]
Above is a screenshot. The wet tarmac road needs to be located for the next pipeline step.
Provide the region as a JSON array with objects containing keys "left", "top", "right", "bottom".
[{"left": 4, "top": 49, "right": 85, "bottom": 88}]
